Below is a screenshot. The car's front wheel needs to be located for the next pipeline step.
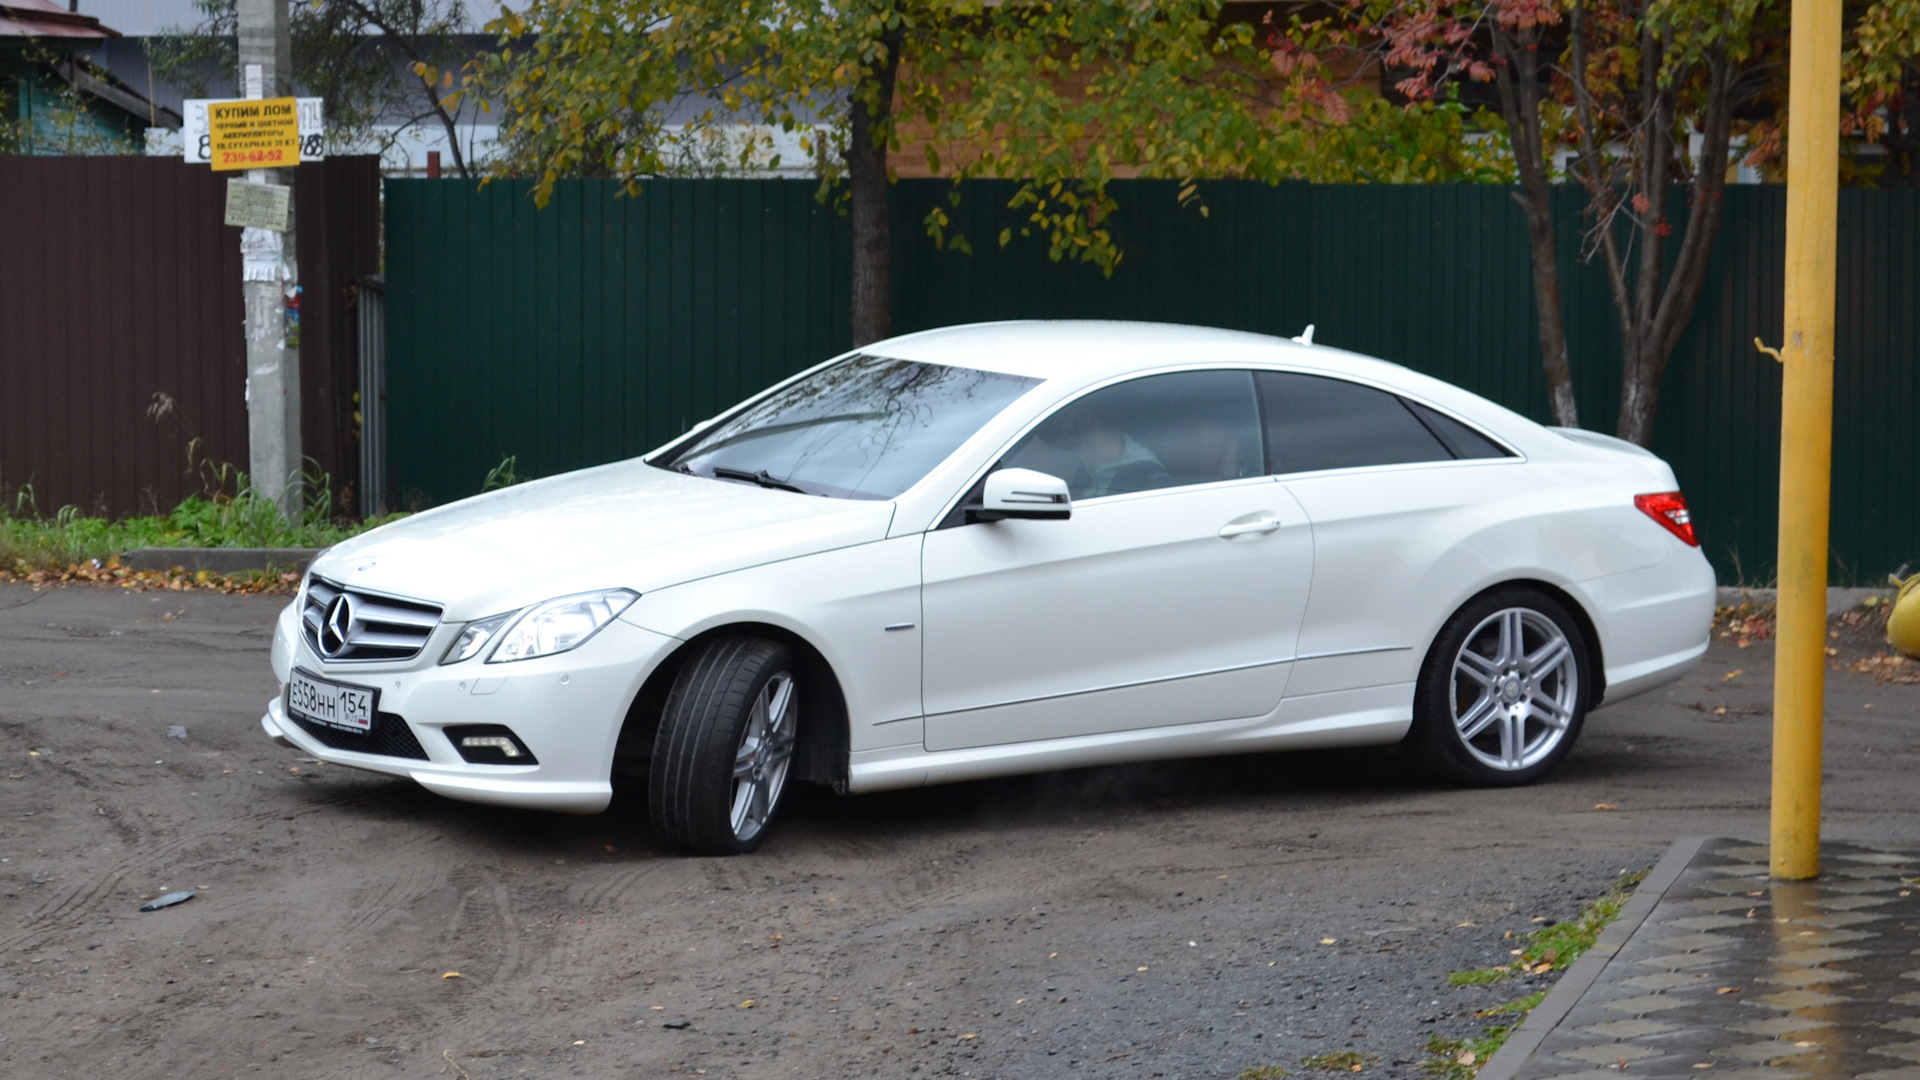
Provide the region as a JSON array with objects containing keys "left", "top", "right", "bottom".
[
  {"left": 1410, "top": 587, "right": 1591, "bottom": 786},
  {"left": 648, "top": 637, "right": 799, "bottom": 855}
]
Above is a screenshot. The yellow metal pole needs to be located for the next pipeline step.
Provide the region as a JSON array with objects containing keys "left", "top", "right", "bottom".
[{"left": 1770, "top": 0, "right": 1842, "bottom": 881}]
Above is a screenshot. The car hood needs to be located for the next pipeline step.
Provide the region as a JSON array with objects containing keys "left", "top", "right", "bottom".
[{"left": 309, "top": 459, "right": 897, "bottom": 621}]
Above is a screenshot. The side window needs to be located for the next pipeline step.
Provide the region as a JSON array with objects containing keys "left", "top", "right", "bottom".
[
  {"left": 1000, "top": 371, "right": 1263, "bottom": 501},
  {"left": 1404, "top": 400, "right": 1513, "bottom": 459},
  {"left": 1256, "top": 371, "right": 1451, "bottom": 474}
]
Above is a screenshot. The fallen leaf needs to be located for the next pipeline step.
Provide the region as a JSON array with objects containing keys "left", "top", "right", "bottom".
[
  {"left": 959, "top": 1033, "right": 978, "bottom": 1040},
  {"left": 1617, "top": 1058, "right": 1631, "bottom": 1070},
  {"left": 1137, "top": 966, "right": 1149, "bottom": 972},
  {"left": 442, "top": 971, "right": 462, "bottom": 979},
  {"left": 1456, "top": 1051, "right": 1476, "bottom": 1066},
  {"left": 1456, "top": 921, "right": 1477, "bottom": 928},
  {"left": 1350, "top": 1065, "right": 1362, "bottom": 1073},
  {"left": 1716, "top": 987, "right": 1740, "bottom": 995},
  {"left": 1746, "top": 908, "right": 1756, "bottom": 918},
  {"left": 738, "top": 999, "right": 755, "bottom": 1009},
  {"left": 1320, "top": 938, "right": 1338, "bottom": 945},
  {"left": 1594, "top": 803, "right": 1619, "bottom": 810},
  {"left": 1531, "top": 961, "right": 1555, "bottom": 974},
  {"left": 1793, "top": 1041, "right": 1817, "bottom": 1048},
  {"left": 650, "top": 1006, "right": 665, "bottom": 1011},
  {"left": 1723, "top": 669, "right": 1742, "bottom": 680},
  {"left": 571, "top": 1040, "right": 585, "bottom": 1046}
]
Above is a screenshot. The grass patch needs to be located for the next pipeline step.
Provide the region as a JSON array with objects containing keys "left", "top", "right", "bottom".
[
  {"left": 1421, "top": 869, "right": 1649, "bottom": 1079},
  {"left": 1423, "top": 1028, "right": 1515, "bottom": 1080},
  {"left": 1239, "top": 1068, "right": 1290, "bottom": 1080},
  {"left": 1477, "top": 990, "right": 1548, "bottom": 1017},
  {"left": 0, "top": 473, "right": 399, "bottom": 572},
  {"left": 1302, "top": 1051, "right": 1379, "bottom": 1071},
  {"left": 1444, "top": 869, "right": 1648, "bottom": 987}
]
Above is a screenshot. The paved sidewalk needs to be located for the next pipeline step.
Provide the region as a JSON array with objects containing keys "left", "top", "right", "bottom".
[{"left": 1486, "top": 838, "right": 1920, "bottom": 1080}]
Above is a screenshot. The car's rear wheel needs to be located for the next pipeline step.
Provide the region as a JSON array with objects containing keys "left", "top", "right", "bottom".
[
  {"left": 649, "top": 637, "right": 799, "bottom": 855},
  {"left": 1411, "top": 587, "right": 1590, "bottom": 786}
]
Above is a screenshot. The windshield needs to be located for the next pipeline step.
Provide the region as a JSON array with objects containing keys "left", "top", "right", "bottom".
[{"left": 661, "top": 354, "right": 1043, "bottom": 500}]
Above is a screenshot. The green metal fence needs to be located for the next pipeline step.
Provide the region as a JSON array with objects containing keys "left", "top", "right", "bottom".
[{"left": 386, "top": 178, "right": 1919, "bottom": 583}]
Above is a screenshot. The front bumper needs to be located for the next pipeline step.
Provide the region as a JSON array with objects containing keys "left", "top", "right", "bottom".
[{"left": 262, "top": 598, "right": 680, "bottom": 814}]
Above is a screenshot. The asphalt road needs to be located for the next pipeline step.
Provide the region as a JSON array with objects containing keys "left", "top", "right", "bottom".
[{"left": 2, "top": 583, "right": 1916, "bottom": 1080}]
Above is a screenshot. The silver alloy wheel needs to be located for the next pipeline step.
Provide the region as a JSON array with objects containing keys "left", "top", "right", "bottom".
[
  {"left": 1449, "top": 607, "right": 1578, "bottom": 772},
  {"left": 729, "top": 672, "right": 797, "bottom": 842}
]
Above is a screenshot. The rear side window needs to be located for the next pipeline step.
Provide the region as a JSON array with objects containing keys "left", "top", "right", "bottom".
[
  {"left": 1257, "top": 371, "right": 1451, "bottom": 474},
  {"left": 1404, "top": 400, "right": 1512, "bottom": 459}
]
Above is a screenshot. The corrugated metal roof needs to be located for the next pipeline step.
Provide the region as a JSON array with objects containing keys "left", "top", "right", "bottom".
[{"left": 0, "top": 0, "right": 119, "bottom": 38}]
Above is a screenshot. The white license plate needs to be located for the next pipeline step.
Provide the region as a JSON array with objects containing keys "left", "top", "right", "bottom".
[{"left": 287, "top": 669, "right": 377, "bottom": 733}]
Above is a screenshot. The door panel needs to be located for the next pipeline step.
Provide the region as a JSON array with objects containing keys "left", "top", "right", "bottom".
[
  {"left": 1282, "top": 464, "right": 1518, "bottom": 692},
  {"left": 921, "top": 480, "right": 1313, "bottom": 752}
]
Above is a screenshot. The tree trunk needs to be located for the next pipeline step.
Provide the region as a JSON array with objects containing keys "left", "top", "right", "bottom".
[
  {"left": 1614, "top": 46, "right": 1736, "bottom": 446},
  {"left": 1492, "top": 25, "right": 1579, "bottom": 428},
  {"left": 846, "top": 27, "right": 904, "bottom": 348}
]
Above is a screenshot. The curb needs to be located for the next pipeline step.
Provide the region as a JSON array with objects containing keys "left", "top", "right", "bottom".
[
  {"left": 1473, "top": 836, "right": 1712, "bottom": 1080},
  {"left": 1715, "top": 586, "right": 1892, "bottom": 615},
  {"left": 120, "top": 547, "right": 320, "bottom": 575}
]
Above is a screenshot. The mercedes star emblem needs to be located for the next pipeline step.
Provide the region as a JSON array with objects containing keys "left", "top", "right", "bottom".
[{"left": 319, "top": 594, "right": 354, "bottom": 658}]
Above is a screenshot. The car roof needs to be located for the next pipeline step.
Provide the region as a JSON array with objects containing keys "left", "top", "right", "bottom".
[
  {"left": 863, "top": 320, "right": 1547, "bottom": 451},
  {"left": 868, "top": 320, "right": 1401, "bottom": 385}
]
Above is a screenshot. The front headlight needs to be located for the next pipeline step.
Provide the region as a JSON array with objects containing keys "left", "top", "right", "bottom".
[
  {"left": 485, "top": 588, "right": 638, "bottom": 664},
  {"left": 440, "top": 611, "right": 516, "bottom": 665}
]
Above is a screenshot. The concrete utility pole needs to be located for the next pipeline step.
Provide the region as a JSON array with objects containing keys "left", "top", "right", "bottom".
[
  {"left": 238, "top": 0, "right": 301, "bottom": 519},
  {"left": 1770, "top": 0, "right": 1842, "bottom": 881}
]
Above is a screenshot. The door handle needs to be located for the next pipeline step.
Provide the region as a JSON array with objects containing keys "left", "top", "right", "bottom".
[{"left": 1218, "top": 516, "right": 1284, "bottom": 538}]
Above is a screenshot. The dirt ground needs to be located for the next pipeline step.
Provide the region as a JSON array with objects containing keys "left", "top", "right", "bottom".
[{"left": 2, "top": 584, "right": 1917, "bottom": 1080}]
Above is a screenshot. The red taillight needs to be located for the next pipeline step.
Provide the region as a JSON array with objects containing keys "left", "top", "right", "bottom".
[{"left": 1635, "top": 492, "right": 1698, "bottom": 546}]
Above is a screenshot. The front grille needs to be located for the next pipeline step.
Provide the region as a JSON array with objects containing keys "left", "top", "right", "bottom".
[
  {"left": 289, "top": 709, "right": 430, "bottom": 760},
  {"left": 302, "top": 576, "right": 442, "bottom": 662}
]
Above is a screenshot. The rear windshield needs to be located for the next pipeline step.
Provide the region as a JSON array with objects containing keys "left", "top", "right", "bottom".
[{"left": 660, "top": 354, "right": 1042, "bottom": 500}]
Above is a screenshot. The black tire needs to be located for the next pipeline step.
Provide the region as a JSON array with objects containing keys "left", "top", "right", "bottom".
[
  {"left": 1409, "top": 586, "right": 1592, "bottom": 787},
  {"left": 648, "top": 637, "right": 800, "bottom": 855}
]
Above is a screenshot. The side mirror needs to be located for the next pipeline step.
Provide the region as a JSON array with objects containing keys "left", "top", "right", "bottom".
[{"left": 969, "top": 468, "right": 1071, "bottom": 523}]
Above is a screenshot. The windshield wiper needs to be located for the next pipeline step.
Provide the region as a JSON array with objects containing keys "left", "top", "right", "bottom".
[{"left": 709, "top": 466, "right": 813, "bottom": 495}]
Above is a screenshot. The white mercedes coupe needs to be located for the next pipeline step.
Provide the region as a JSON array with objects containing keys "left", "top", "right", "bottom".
[{"left": 263, "top": 322, "right": 1714, "bottom": 854}]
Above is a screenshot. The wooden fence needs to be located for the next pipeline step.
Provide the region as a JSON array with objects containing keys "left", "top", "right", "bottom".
[{"left": 0, "top": 155, "right": 380, "bottom": 518}]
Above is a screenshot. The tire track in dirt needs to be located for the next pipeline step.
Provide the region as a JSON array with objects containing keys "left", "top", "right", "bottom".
[{"left": 4, "top": 780, "right": 402, "bottom": 952}]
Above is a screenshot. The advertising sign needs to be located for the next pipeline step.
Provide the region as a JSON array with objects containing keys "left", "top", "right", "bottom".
[
  {"left": 206, "top": 96, "right": 301, "bottom": 170},
  {"left": 185, "top": 98, "right": 326, "bottom": 165}
]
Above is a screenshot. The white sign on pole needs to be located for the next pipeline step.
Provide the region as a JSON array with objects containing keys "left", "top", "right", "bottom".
[
  {"left": 224, "top": 178, "right": 293, "bottom": 231},
  {"left": 184, "top": 97, "right": 327, "bottom": 164}
]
